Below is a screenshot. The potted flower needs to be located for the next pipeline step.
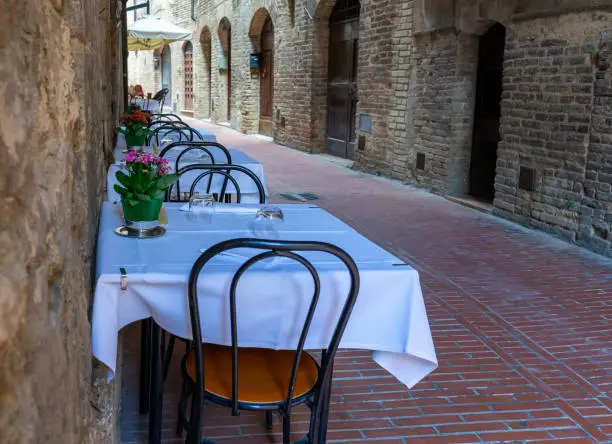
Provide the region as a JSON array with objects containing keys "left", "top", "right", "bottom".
[
  {"left": 117, "top": 108, "right": 153, "bottom": 147},
  {"left": 113, "top": 151, "right": 180, "bottom": 229}
]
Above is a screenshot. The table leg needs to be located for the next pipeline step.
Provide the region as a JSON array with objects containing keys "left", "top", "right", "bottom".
[
  {"left": 148, "top": 321, "right": 164, "bottom": 444},
  {"left": 139, "top": 318, "right": 152, "bottom": 414}
]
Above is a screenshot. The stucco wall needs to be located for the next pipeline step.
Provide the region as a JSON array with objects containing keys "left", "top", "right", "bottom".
[{"left": 0, "top": 0, "right": 121, "bottom": 442}]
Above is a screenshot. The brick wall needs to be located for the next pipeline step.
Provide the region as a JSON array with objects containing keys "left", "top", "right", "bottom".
[
  {"left": 128, "top": 0, "right": 410, "bottom": 155},
  {"left": 495, "top": 12, "right": 612, "bottom": 256},
  {"left": 353, "top": 0, "right": 399, "bottom": 175},
  {"left": 125, "top": 1, "right": 612, "bottom": 257}
]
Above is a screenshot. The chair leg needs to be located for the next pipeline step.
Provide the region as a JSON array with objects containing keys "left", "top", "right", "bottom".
[
  {"left": 265, "top": 411, "right": 273, "bottom": 431},
  {"left": 163, "top": 334, "right": 176, "bottom": 381},
  {"left": 176, "top": 380, "right": 188, "bottom": 436},
  {"left": 282, "top": 413, "right": 291, "bottom": 444}
]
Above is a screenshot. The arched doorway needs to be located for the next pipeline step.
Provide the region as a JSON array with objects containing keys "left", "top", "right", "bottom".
[
  {"left": 183, "top": 41, "right": 194, "bottom": 111},
  {"left": 200, "top": 27, "right": 212, "bottom": 117},
  {"left": 218, "top": 18, "right": 232, "bottom": 123},
  {"left": 161, "top": 44, "right": 172, "bottom": 104},
  {"left": 469, "top": 23, "right": 506, "bottom": 202},
  {"left": 259, "top": 16, "right": 274, "bottom": 136},
  {"left": 325, "top": 0, "right": 360, "bottom": 160}
]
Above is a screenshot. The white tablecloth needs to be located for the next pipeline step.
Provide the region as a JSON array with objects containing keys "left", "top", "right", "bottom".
[
  {"left": 116, "top": 128, "right": 217, "bottom": 149},
  {"left": 130, "top": 98, "right": 161, "bottom": 112},
  {"left": 107, "top": 145, "right": 269, "bottom": 203},
  {"left": 92, "top": 203, "right": 438, "bottom": 388}
]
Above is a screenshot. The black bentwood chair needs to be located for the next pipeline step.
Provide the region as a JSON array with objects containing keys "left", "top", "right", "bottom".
[
  {"left": 177, "top": 239, "right": 360, "bottom": 444},
  {"left": 160, "top": 141, "right": 232, "bottom": 167},
  {"left": 166, "top": 164, "right": 266, "bottom": 204},
  {"left": 149, "top": 113, "right": 183, "bottom": 123},
  {"left": 146, "top": 123, "right": 203, "bottom": 146},
  {"left": 151, "top": 87, "right": 169, "bottom": 110},
  {"left": 160, "top": 163, "right": 266, "bottom": 381}
]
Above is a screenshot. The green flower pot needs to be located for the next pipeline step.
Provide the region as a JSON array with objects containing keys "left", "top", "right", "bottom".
[
  {"left": 122, "top": 198, "right": 163, "bottom": 229},
  {"left": 125, "top": 133, "right": 147, "bottom": 147}
]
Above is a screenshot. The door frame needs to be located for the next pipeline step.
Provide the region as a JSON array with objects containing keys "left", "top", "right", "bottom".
[
  {"left": 324, "top": 11, "right": 360, "bottom": 160},
  {"left": 258, "top": 16, "right": 274, "bottom": 136},
  {"left": 161, "top": 44, "right": 172, "bottom": 106},
  {"left": 183, "top": 41, "right": 194, "bottom": 111}
]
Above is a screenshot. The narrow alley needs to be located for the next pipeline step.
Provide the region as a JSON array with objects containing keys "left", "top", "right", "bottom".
[{"left": 120, "top": 120, "right": 612, "bottom": 443}]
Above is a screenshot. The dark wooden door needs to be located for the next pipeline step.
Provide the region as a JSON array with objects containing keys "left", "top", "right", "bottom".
[
  {"left": 184, "top": 42, "right": 194, "bottom": 110},
  {"left": 259, "top": 17, "right": 274, "bottom": 136},
  {"left": 469, "top": 23, "right": 506, "bottom": 201},
  {"left": 325, "top": 16, "right": 359, "bottom": 159}
]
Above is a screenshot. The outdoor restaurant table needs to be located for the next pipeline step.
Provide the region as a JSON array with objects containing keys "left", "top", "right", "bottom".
[
  {"left": 130, "top": 98, "right": 161, "bottom": 112},
  {"left": 91, "top": 202, "right": 437, "bottom": 443},
  {"left": 107, "top": 145, "right": 269, "bottom": 203},
  {"left": 116, "top": 127, "right": 218, "bottom": 147}
]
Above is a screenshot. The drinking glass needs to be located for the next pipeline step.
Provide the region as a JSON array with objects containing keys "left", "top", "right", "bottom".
[
  {"left": 255, "top": 206, "right": 284, "bottom": 221},
  {"left": 188, "top": 192, "right": 216, "bottom": 212}
]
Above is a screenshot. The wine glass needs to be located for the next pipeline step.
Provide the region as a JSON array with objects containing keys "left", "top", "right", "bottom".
[{"left": 188, "top": 192, "right": 216, "bottom": 212}]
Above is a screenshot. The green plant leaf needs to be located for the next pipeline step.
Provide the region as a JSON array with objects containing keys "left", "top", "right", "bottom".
[
  {"left": 113, "top": 184, "right": 129, "bottom": 196},
  {"left": 153, "top": 189, "right": 166, "bottom": 200},
  {"left": 128, "top": 199, "right": 139, "bottom": 207},
  {"left": 135, "top": 193, "right": 152, "bottom": 201},
  {"left": 115, "top": 171, "right": 133, "bottom": 188},
  {"left": 157, "top": 174, "right": 181, "bottom": 189}
]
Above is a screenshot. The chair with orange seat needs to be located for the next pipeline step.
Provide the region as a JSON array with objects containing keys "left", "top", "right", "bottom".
[{"left": 175, "top": 238, "right": 360, "bottom": 444}]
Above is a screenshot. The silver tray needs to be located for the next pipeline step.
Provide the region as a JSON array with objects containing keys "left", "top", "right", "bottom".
[{"left": 114, "top": 225, "right": 166, "bottom": 239}]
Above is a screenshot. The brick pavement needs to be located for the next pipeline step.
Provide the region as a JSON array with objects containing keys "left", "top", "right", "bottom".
[{"left": 120, "top": 120, "right": 612, "bottom": 443}]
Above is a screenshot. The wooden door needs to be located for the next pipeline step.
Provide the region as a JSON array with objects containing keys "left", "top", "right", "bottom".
[
  {"left": 259, "top": 17, "right": 274, "bottom": 136},
  {"left": 325, "top": 8, "right": 359, "bottom": 159},
  {"left": 184, "top": 42, "right": 194, "bottom": 111}
]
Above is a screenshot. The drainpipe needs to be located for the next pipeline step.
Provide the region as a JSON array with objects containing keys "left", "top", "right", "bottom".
[{"left": 191, "top": 0, "right": 196, "bottom": 21}]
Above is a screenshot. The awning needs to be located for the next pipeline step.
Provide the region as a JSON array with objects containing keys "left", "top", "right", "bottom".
[{"left": 127, "top": 16, "right": 191, "bottom": 51}]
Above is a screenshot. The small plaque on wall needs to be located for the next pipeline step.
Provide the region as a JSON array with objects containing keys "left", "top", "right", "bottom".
[
  {"left": 250, "top": 53, "right": 261, "bottom": 70},
  {"left": 359, "top": 114, "right": 373, "bottom": 134}
]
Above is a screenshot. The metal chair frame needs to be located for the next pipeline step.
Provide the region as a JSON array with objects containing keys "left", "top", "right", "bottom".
[
  {"left": 146, "top": 124, "right": 203, "bottom": 146},
  {"left": 149, "top": 113, "right": 183, "bottom": 123},
  {"left": 177, "top": 238, "right": 361, "bottom": 444},
  {"left": 152, "top": 87, "right": 169, "bottom": 110},
  {"left": 166, "top": 164, "right": 266, "bottom": 205},
  {"left": 160, "top": 141, "right": 232, "bottom": 167}
]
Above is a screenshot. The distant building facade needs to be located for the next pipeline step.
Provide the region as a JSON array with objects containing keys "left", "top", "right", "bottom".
[{"left": 128, "top": 0, "right": 612, "bottom": 257}]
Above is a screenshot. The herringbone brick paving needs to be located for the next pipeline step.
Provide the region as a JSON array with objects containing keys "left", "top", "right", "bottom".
[{"left": 120, "top": 120, "right": 612, "bottom": 443}]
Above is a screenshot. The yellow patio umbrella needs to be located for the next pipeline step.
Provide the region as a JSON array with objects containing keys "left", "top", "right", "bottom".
[{"left": 127, "top": 16, "right": 191, "bottom": 51}]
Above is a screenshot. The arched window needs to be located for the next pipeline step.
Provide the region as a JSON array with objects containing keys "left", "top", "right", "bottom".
[{"left": 183, "top": 41, "right": 194, "bottom": 110}]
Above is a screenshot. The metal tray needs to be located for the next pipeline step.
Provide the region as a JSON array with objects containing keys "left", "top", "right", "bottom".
[{"left": 114, "top": 225, "right": 166, "bottom": 239}]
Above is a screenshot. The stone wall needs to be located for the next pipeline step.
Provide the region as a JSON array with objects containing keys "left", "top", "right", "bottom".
[
  {"left": 0, "top": 0, "right": 121, "bottom": 443},
  {"left": 495, "top": 11, "right": 612, "bottom": 256},
  {"left": 127, "top": 0, "right": 411, "bottom": 154}
]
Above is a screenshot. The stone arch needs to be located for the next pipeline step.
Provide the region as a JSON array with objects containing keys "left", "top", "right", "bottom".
[
  {"left": 199, "top": 26, "right": 213, "bottom": 117},
  {"left": 314, "top": 0, "right": 337, "bottom": 20},
  {"left": 217, "top": 17, "right": 232, "bottom": 122},
  {"left": 218, "top": 17, "right": 231, "bottom": 53},
  {"left": 249, "top": 8, "right": 273, "bottom": 51},
  {"left": 248, "top": 8, "right": 275, "bottom": 136}
]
